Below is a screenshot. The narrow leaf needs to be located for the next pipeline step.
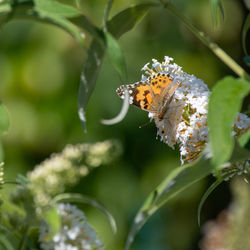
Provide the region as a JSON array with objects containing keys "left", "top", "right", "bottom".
[
  {"left": 107, "top": 2, "right": 159, "bottom": 39},
  {"left": 51, "top": 193, "right": 117, "bottom": 233},
  {"left": 78, "top": 38, "right": 105, "bottom": 130},
  {"left": 34, "top": 0, "right": 81, "bottom": 17},
  {"left": 33, "top": 0, "right": 85, "bottom": 46},
  {"left": 0, "top": 102, "right": 9, "bottom": 136},
  {"left": 78, "top": 2, "right": 158, "bottom": 129},
  {"left": 12, "top": 1, "right": 101, "bottom": 43},
  {"left": 125, "top": 156, "right": 212, "bottom": 250},
  {"left": 210, "top": 0, "right": 224, "bottom": 27},
  {"left": 242, "top": 14, "right": 250, "bottom": 55},
  {"left": 0, "top": 235, "right": 15, "bottom": 250},
  {"left": 105, "top": 32, "right": 127, "bottom": 81},
  {"left": 77, "top": 2, "right": 158, "bottom": 128},
  {"left": 197, "top": 178, "right": 222, "bottom": 226},
  {"left": 208, "top": 77, "right": 250, "bottom": 170}
]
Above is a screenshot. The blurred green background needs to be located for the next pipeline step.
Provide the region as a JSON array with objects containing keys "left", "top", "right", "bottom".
[{"left": 0, "top": 0, "right": 248, "bottom": 249}]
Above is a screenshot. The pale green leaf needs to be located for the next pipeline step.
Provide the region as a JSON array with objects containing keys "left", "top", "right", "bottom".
[
  {"left": 208, "top": 77, "right": 250, "bottom": 170},
  {"left": 34, "top": 0, "right": 80, "bottom": 18},
  {"left": 238, "top": 130, "right": 250, "bottom": 148},
  {"left": 78, "top": 38, "right": 105, "bottom": 130},
  {"left": 197, "top": 178, "right": 222, "bottom": 226},
  {"left": 33, "top": 0, "right": 85, "bottom": 46},
  {"left": 105, "top": 32, "right": 127, "bottom": 81},
  {"left": 210, "top": 0, "right": 224, "bottom": 27},
  {"left": 125, "top": 156, "right": 212, "bottom": 250},
  {"left": 51, "top": 193, "right": 117, "bottom": 233}
]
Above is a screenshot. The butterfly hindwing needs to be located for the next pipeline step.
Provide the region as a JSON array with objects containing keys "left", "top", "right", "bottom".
[{"left": 116, "top": 81, "right": 153, "bottom": 111}]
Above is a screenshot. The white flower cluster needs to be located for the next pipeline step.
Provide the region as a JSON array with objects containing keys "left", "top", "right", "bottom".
[
  {"left": 85, "top": 140, "right": 121, "bottom": 167},
  {"left": 28, "top": 140, "right": 121, "bottom": 206},
  {"left": 39, "top": 203, "right": 104, "bottom": 250},
  {"left": 141, "top": 56, "right": 250, "bottom": 166},
  {"left": 28, "top": 144, "right": 89, "bottom": 206}
]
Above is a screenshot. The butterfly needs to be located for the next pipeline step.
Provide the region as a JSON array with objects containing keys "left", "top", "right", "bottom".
[{"left": 116, "top": 73, "right": 183, "bottom": 147}]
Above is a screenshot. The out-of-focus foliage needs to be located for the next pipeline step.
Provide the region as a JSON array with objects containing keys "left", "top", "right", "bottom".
[
  {"left": 1, "top": 141, "right": 120, "bottom": 249},
  {"left": 0, "top": 0, "right": 249, "bottom": 249},
  {"left": 200, "top": 177, "right": 250, "bottom": 250}
]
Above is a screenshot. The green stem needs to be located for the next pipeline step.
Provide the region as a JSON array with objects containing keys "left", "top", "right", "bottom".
[
  {"left": 161, "top": 1, "right": 250, "bottom": 80},
  {"left": 103, "top": 0, "right": 114, "bottom": 32}
]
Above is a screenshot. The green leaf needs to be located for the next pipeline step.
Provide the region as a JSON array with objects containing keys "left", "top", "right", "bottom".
[
  {"left": 33, "top": 0, "right": 85, "bottom": 46},
  {"left": 0, "top": 235, "right": 15, "bottom": 250},
  {"left": 107, "top": 2, "right": 159, "bottom": 39},
  {"left": 242, "top": 14, "right": 250, "bottom": 56},
  {"left": 210, "top": 0, "right": 224, "bottom": 27},
  {"left": 78, "top": 2, "right": 158, "bottom": 129},
  {"left": 197, "top": 178, "right": 222, "bottom": 226},
  {"left": 69, "top": 15, "right": 102, "bottom": 39},
  {"left": 43, "top": 206, "right": 61, "bottom": 240},
  {"left": 0, "top": 1, "right": 11, "bottom": 14},
  {"left": 0, "top": 102, "right": 9, "bottom": 136},
  {"left": 105, "top": 32, "right": 127, "bottom": 81},
  {"left": 51, "top": 193, "right": 117, "bottom": 233},
  {"left": 238, "top": 130, "right": 250, "bottom": 148},
  {"left": 34, "top": 0, "right": 80, "bottom": 17},
  {"left": 78, "top": 38, "right": 105, "bottom": 130},
  {"left": 125, "top": 156, "right": 212, "bottom": 250},
  {"left": 10, "top": 1, "right": 101, "bottom": 43},
  {"left": 208, "top": 76, "right": 250, "bottom": 170}
]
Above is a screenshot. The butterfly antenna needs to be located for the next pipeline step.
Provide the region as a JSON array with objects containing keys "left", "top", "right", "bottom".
[{"left": 139, "top": 121, "right": 152, "bottom": 129}]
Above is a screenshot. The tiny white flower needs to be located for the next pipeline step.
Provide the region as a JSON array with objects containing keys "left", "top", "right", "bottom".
[
  {"left": 39, "top": 203, "right": 104, "bottom": 250},
  {"left": 141, "top": 62, "right": 150, "bottom": 71}
]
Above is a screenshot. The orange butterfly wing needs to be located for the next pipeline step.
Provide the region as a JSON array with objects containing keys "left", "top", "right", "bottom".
[{"left": 116, "top": 73, "right": 175, "bottom": 112}]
